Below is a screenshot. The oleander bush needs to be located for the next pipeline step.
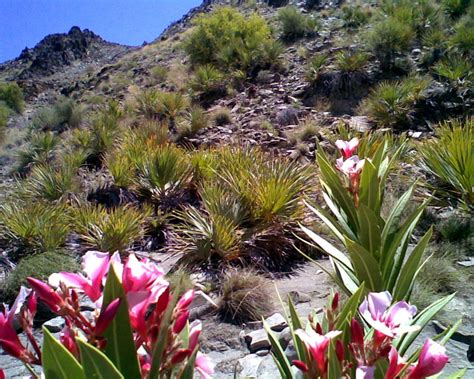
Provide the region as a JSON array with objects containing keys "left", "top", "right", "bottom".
[{"left": 0, "top": 81, "right": 24, "bottom": 114}]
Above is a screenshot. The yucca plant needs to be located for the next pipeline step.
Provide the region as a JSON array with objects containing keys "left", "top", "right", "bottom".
[
  {"left": 333, "top": 50, "right": 369, "bottom": 97},
  {"left": 22, "top": 162, "right": 78, "bottom": 201},
  {"left": 173, "top": 206, "right": 242, "bottom": 270},
  {"left": 135, "top": 89, "right": 163, "bottom": 120},
  {"left": 72, "top": 204, "right": 149, "bottom": 254},
  {"left": 105, "top": 151, "right": 135, "bottom": 188},
  {"left": 16, "top": 131, "right": 59, "bottom": 173},
  {"left": 305, "top": 54, "right": 328, "bottom": 84},
  {"left": 135, "top": 144, "right": 192, "bottom": 201},
  {"left": 449, "top": 21, "right": 474, "bottom": 57},
  {"left": 0, "top": 201, "right": 70, "bottom": 255},
  {"left": 158, "top": 92, "right": 188, "bottom": 126},
  {"left": 418, "top": 118, "right": 474, "bottom": 209},
  {"left": 177, "top": 106, "right": 209, "bottom": 139},
  {"left": 277, "top": 6, "right": 315, "bottom": 41},
  {"left": 367, "top": 17, "right": 414, "bottom": 69},
  {"left": 341, "top": 3, "right": 372, "bottom": 28},
  {"left": 442, "top": 0, "right": 471, "bottom": 19},
  {"left": 189, "top": 65, "right": 226, "bottom": 100},
  {"left": 360, "top": 76, "right": 431, "bottom": 129}
]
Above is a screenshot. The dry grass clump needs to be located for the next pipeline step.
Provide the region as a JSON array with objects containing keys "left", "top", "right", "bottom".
[
  {"left": 218, "top": 268, "right": 273, "bottom": 324},
  {"left": 212, "top": 107, "right": 233, "bottom": 126}
]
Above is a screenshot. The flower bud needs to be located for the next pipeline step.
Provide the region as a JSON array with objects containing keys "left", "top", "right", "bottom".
[
  {"left": 331, "top": 292, "right": 339, "bottom": 311},
  {"left": 27, "top": 278, "right": 63, "bottom": 313},
  {"left": 172, "top": 310, "right": 190, "bottom": 334},
  {"left": 351, "top": 319, "right": 364, "bottom": 346},
  {"left": 177, "top": 289, "right": 194, "bottom": 310},
  {"left": 292, "top": 360, "right": 309, "bottom": 372},
  {"left": 95, "top": 298, "right": 121, "bottom": 336},
  {"left": 336, "top": 339, "right": 344, "bottom": 362},
  {"left": 171, "top": 348, "right": 191, "bottom": 364}
]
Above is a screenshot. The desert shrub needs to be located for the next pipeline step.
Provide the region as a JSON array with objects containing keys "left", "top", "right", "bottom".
[
  {"left": 0, "top": 82, "right": 24, "bottom": 113},
  {"left": 305, "top": 54, "right": 328, "bottom": 84},
  {"left": 341, "top": 3, "right": 372, "bottom": 28},
  {"left": 135, "top": 144, "right": 192, "bottom": 201},
  {"left": 332, "top": 50, "right": 369, "bottom": 97},
  {"left": 105, "top": 152, "right": 135, "bottom": 188},
  {"left": 449, "top": 20, "right": 474, "bottom": 56},
  {"left": 0, "top": 102, "right": 10, "bottom": 144},
  {"left": 189, "top": 65, "right": 226, "bottom": 100},
  {"left": 360, "top": 76, "right": 431, "bottom": 128},
  {"left": 442, "top": 0, "right": 471, "bottom": 19},
  {"left": 277, "top": 6, "right": 316, "bottom": 41},
  {"left": 135, "top": 89, "right": 162, "bottom": 120},
  {"left": 438, "top": 215, "right": 472, "bottom": 242},
  {"left": 16, "top": 131, "right": 59, "bottom": 173},
  {"left": 433, "top": 55, "right": 473, "bottom": 102},
  {"left": 0, "top": 202, "right": 70, "bottom": 255},
  {"left": 212, "top": 107, "right": 233, "bottom": 126},
  {"left": 367, "top": 17, "right": 414, "bottom": 69},
  {"left": 21, "top": 162, "right": 78, "bottom": 201},
  {"left": 184, "top": 7, "right": 274, "bottom": 74},
  {"left": 31, "top": 98, "right": 83, "bottom": 132},
  {"left": 262, "top": 40, "right": 285, "bottom": 71},
  {"left": 2, "top": 251, "right": 79, "bottom": 303},
  {"left": 177, "top": 106, "right": 209, "bottom": 139},
  {"left": 419, "top": 118, "right": 473, "bottom": 209},
  {"left": 159, "top": 92, "right": 188, "bottom": 124},
  {"left": 286, "top": 119, "right": 318, "bottom": 145},
  {"left": 218, "top": 269, "right": 273, "bottom": 323},
  {"left": 334, "top": 50, "right": 368, "bottom": 73},
  {"left": 72, "top": 204, "right": 149, "bottom": 254},
  {"left": 150, "top": 65, "right": 168, "bottom": 83}
]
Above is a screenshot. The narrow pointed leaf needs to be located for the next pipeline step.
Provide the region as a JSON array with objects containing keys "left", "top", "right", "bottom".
[
  {"left": 101, "top": 266, "right": 141, "bottom": 379},
  {"left": 42, "top": 327, "right": 84, "bottom": 379},
  {"left": 345, "top": 238, "right": 383, "bottom": 292},
  {"left": 77, "top": 339, "right": 124, "bottom": 379},
  {"left": 264, "top": 322, "right": 294, "bottom": 379}
]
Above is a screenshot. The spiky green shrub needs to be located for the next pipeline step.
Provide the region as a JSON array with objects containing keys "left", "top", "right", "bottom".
[
  {"left": 184, "top": 6, "right": 274, "bottom": 74},
  {"left": 449, "top": 20, "right": 474, "bottom": 56},
  {"left": 335, "top": 50, "right": 369, "bottom": 73},
  {"left": 342, "top": 3, "right": 372, "bottom": 28},
  {"left": 31, "top": 98, "right": 84, "bottom": 132},
  {"left": 2, "top": 251, "right": 79, "bottom": 303},
  {"left": 178, "top": 106, "right": 209, "bottom": 139},
  {"left": 149, "top": 65, "right": 168, "bottom": 83},
  {"left": 16, "top": 131, "right": 59, "bottom": 173},
  {"left": 212, "top": 107, "right": 232, "bottom": 126},
  {"left": 218, "top": 269, "right": 273, "bottom": 323},
  {"left": 135, "top": 89, "right": 163, "bottom": 120},
  {"left": 419, "top": 118, "right": 474, "bottom": 209},
  {"left": 367, "top": 17, "right": 414, "bottom": 69},
  {"left": 360, "top": 76, "right": 431, "bottom": 128},
  {"left": 277, "top": 6, "right": 316, "bottom": 41},
  {"left": 22, "top": 162, "right": 78, "bottom": 201},
  {"left": 305, "top": 54, "right": 328, "bottom": 84},
  {"left": 0, "top": 202, "right": 70, "bottom": 255},
  {"left": 0, "top": 82, "right": 24, "bottom": 113},
  {"left": 0, "top": 102, "right": 10, "bottom": 144},
  {"left": 442, "top": 0, "right": 471, "bottom": 19},
  {"left": 158, "top": 92, "right": 188, "bottom": 125},
  {"left": 135, "top": 144, "right": 192, "bottom": 201},
  {"left": 189, "top": 65, "right": 226, "bottom": 99},
  {"left": 72, "top": 204, "right": 149, "bottom": 254}
]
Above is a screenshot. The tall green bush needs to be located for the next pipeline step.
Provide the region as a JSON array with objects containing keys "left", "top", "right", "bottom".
[{"left": 0, "top": 82, "right": 24, "bottom": 113}]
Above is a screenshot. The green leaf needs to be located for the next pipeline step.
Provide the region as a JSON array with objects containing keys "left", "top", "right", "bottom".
[
  {"left": 359, "top": 160, "right": 381, "bottom": 214},
  {"left": 395, "top": 293, "right": 455, "bottom": 355},
  {"left": 264, "top": 322, "right": 294, "bottom": 379},
  {"left": 336, "top": 284, "right": 365, "bottom": 331},
  {"left": 101, "top": 265, "right": 141, "bottom": 379},
  {"left": 392, "top": 227, "right": 433, "bottom": 300},
  {"left": 356, "top": 204, "right": 382, "bottom": 258},
  {"left": 77, "top": 339, "right": 124, "bottom": 379},
  {"left": 305, "top": 200, "right": 346, "bottom": 242},
  {"left": 345, "top": 238, "right": 383, "bottom": 292},
  {"left": 327, "top": 341, "right": 341, "bottom": 378},
  {"left": 42, "top": 327, "right": 84, "bottom": 379}
]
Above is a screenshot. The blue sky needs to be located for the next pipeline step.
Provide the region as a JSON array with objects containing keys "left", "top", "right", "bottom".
[{"left": 0, "top": 0, "right": 202, "bottom": 63}]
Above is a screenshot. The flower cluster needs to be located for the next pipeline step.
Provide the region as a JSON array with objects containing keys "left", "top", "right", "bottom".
[
  {"left": 335, "top": 138, "right": 365, "bottom": 204},
  {"left": 292, "top": 292, "right": 449, "bottom": 379},
  {"left": 0, "top": 251, "right": 214, "bottom": 378}
]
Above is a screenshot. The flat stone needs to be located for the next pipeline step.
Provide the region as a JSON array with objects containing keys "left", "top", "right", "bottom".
[
  {"left": 265, "top": 313, "right": 287, "bottom": 332},
  {"left": 278, "top": 327, "right": 292, "bottom": 350},
  {"left": 43, "top": 316, "right": 65, "bottom": 333},
  {"left": 245, "top": 329, "right": 271, "bottom": 353},
  {"left": 238, "top": 354, "right": 264, "bottom": 378},
  {"left": 457, "top": 258, "right": 474, "bottom": 267},
  {"left": 257, "top": 354, "right": 280, "bottom": 378}
]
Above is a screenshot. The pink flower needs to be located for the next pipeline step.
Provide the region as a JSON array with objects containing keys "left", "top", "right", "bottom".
[
  {"left": 408, "top": 339, "right": 449, "bottom": 379},
  {"left": 172, "top": 310, "right": 190, "bottom": 334},
  {"left": 60, "top": 323, "right": 78, "bottom": 357},
  {"left": 0, "top": 312, "right": 27, "bottom": 359},
  {"left": 336, "top": 138, "right": 359, "bottom": 159},
  {"left": 359, "top": 292, "right": 418, "bottom": 338},
  {"left": 292, "top": 360, "right": 309, "bottom": 372},
  {"left": 295, "top": 329, "right": 341, "bottom": 375},
  {"left": 188, "top": 320, "right": 202, "bottom": 351},
  {"left": 177, "top": 289, "right": 194, "bottom": 310},
  {"left": 336, "top": 156, "right": 365, "bottom": 178},
  {"left": 195, "top": 352, "right": 214, "bottom": 379},
  {"left": 27, "top": 278, "right": 64, "bottom": 313},
  {"left": 0, "top": 368, "right": 5, "bottom": 379},
  {"left": 385, "top": 347, "right": 406, "bottom": 379},
  {"left": 356, "top": 365, "right": 375, "bottom": 379},
  {"left": 122, "top": 254, "right": 165, "bottom": 293},
  {"left": 49, "top": 251, "right": 111, "bottom": 302}
]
